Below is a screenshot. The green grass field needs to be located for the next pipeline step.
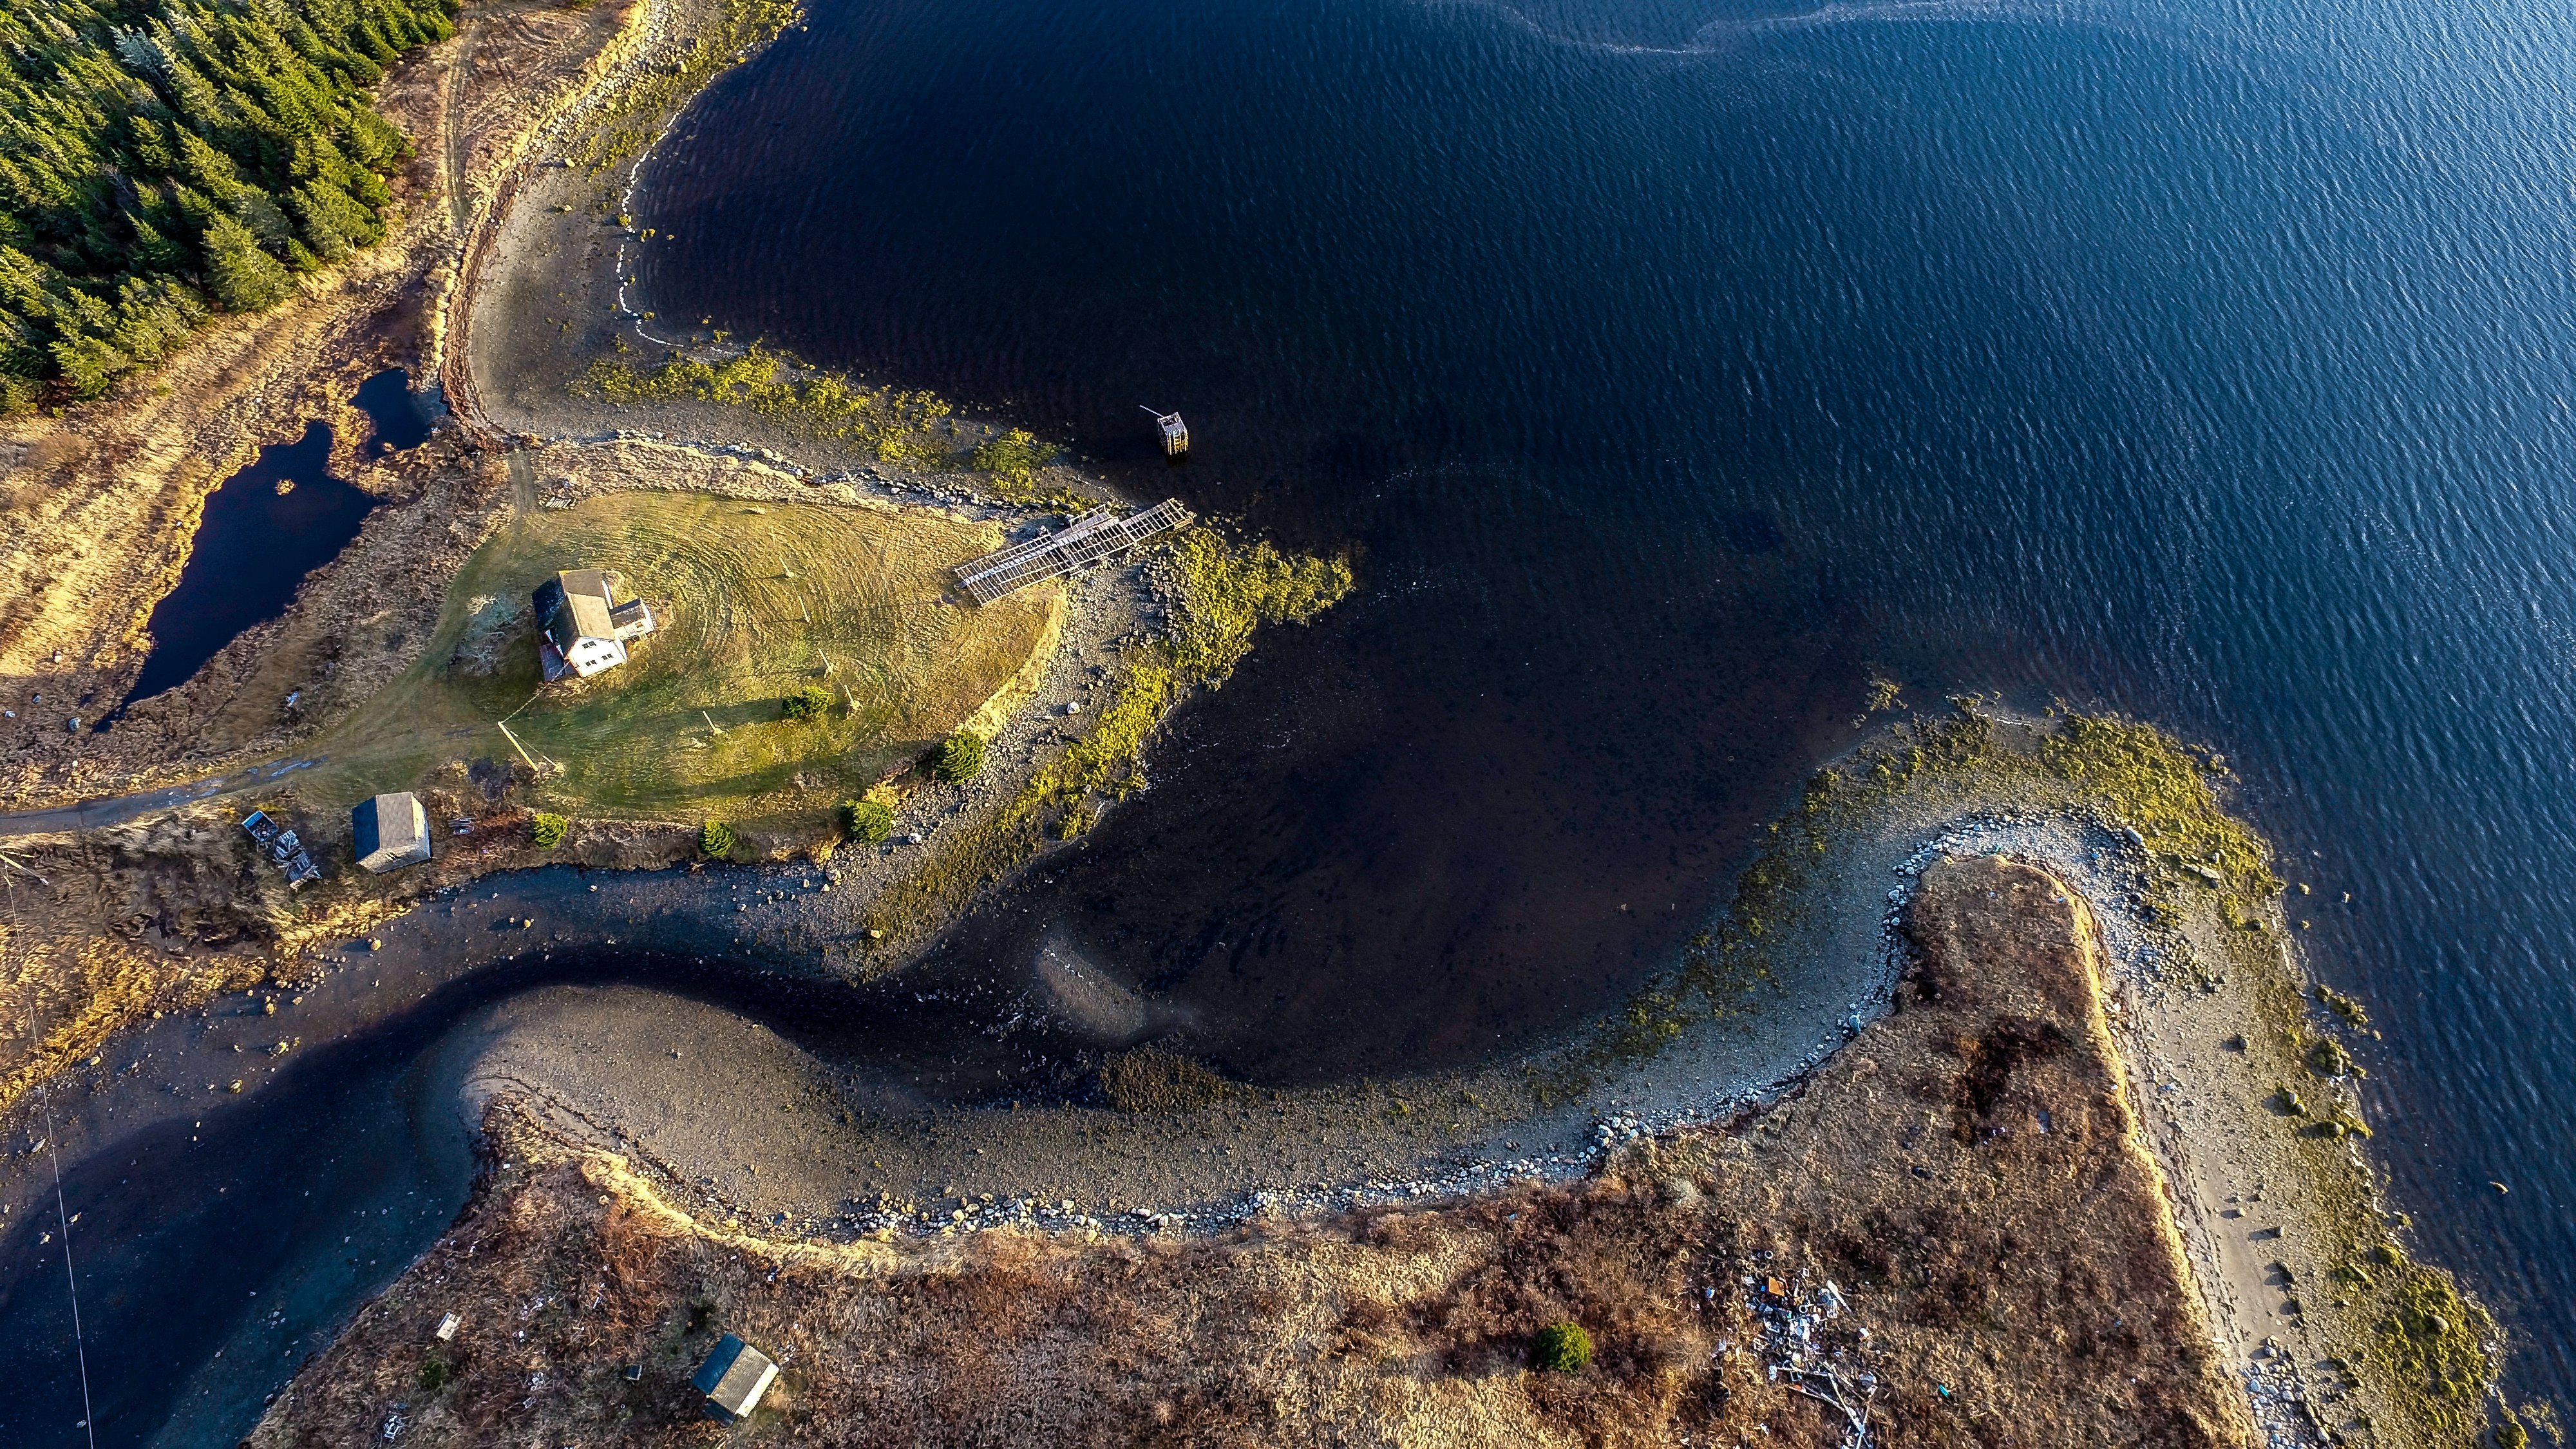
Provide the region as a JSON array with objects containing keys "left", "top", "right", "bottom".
[{"left": 303, "top": 491, "right": 1059, "bottom": 828}]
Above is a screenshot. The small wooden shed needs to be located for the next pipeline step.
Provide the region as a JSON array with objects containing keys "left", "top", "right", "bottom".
[
  {"left": 1144, "top": 406, "right": 1188, "bottom": 456},
  {"left": 352, "top": 793, "right": 431, "bottom": 873},
  {"left": 692, "top": 1333, "right": 779, "bottom": 1425}
]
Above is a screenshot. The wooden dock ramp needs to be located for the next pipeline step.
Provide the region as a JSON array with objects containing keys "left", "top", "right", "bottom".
[{"left": 955, "top": 498, "right": 1195, "bottom": 603}]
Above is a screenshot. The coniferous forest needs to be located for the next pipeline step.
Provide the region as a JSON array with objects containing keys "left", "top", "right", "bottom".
[{"left": 0, "top": 0, "right": 455, "bottom": 412}]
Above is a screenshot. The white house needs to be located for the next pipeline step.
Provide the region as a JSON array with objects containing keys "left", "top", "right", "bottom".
[{"left": 534, "top": 568, "right": 655, "bottom": 681}]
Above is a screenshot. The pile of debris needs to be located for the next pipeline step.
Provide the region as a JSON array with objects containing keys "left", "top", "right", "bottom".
[
  {"left": 1742, "top": 1271, "right": 1879, "bottom": 1446},
  {"left": 240, "top": 810, "right": 319, "bottom": 887}
]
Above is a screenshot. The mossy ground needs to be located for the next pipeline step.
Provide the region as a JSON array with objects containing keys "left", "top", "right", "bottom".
[
  {"left": 298, "top": 489, "right": 1058, "bottom": 832},
  {"left": 579, "top": 346, "right": 960, "bottom": 464}
]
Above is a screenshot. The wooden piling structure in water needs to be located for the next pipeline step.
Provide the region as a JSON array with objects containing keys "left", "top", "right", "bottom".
[{"left": 1142, "top": 406, "right": 1189, "bottom": 456}]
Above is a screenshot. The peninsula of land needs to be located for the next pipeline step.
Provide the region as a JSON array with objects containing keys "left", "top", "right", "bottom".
[{"left": 0, "top": 0, "right": 2508, "bottom": 1444}]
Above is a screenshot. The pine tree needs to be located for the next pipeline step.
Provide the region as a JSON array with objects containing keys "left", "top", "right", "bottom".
[
  {"left": 202, "top": 214, "right": 294, "bottom": 311},
  {"left": 0, "top": 0, "right": 454, "bottom": 410}
]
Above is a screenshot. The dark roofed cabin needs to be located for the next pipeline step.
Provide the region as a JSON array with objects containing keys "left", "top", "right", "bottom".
[{"left": 692, "top": 1333, "right": 779, "bottom": 1425}]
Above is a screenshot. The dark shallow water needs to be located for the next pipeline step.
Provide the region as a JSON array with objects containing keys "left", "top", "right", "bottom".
[
  {"left": 113, "top": 370, "right": 428, "bottom": 714},
  {"left": 114, "top": 423, "right": 375, "bottom": 712},
  {"left": 352, "top": 366, "right": 436, "bottom": 459},
  {"left": 629, "top": 0, "right": 2576, "bottom": 1397},
  {"left": 0, "top": 869, "right": 1084, "bottom": 1448}
]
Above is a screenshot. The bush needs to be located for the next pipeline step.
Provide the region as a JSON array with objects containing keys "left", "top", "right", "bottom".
[
  {"left": 842, "top": 798, "right": 895, "bottom": 843},
  {"left": 934, "top": 732, "right": 986, "bottom": 784},
  {"left": 530, "top": 813, "right": 569, "bottom": 849},
  {"left": 782, "top": 685, "right": 833, "bottom": 722},
  {"left": 700, "top": 819, "right": 735, "bottom": 858},
  {"left": 970, "top": 427, "right": 1058, "bottom": 498},
  {"left": 1533, "top": 1321, "right": 1592, "bottom": 1373}
]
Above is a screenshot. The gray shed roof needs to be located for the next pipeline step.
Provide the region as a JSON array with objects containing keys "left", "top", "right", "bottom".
[
  {"left": 352, "top": 792, "right": 431, "bottom": 873},
  {"left": 691, "top": 1333, "right": 779, "bottom": 1423}
]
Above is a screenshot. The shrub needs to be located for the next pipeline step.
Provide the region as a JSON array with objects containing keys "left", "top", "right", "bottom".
[
  {"left": 700, "top": 819, "right": 735, "bottom": 858},
  {"left": 530, "top": 813, "right": 569, "bottom": 849},
  {"left": 935, "top": 731, "right": 986, "bottom": 784},
  {"left": 1533, "top": 1321, "right": 1593, "bottom": 1372},
  {"left": 970, "top": 427, "right": 1059, "bottom": 497},
  {"left": 782, "top": 685, "right": 833, "bottom": 722},
  {"left": 842, "top": 798, "right": 895, "bottom": 844}
]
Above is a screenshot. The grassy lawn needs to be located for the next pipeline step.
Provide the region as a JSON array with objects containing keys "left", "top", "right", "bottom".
[{"left": 303, "top": 491, "right": 1059, "bottom": 827}]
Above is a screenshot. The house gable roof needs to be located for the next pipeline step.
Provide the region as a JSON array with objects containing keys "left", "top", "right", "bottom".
[{"left": 536, "top": 569, "right": 620, "bottom": 651}]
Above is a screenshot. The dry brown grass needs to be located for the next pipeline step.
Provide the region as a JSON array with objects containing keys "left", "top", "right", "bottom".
[
  {"left": 0, "top": 806, "right": 283, "bottom": 1107},
  {"left": 251, "top": 855, "right": 2248, "bottom": 1448}
]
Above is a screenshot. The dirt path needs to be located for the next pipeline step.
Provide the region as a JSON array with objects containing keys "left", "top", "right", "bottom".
[
  {"left": 0, "top": 757, "right": 325, "bottom": 837},
  {"left": 442, "top": 24, "right": 477, "bottom": 241}
]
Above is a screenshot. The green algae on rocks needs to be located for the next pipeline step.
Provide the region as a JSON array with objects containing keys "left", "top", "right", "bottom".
[
  {"left": 1592, "top": 701, "right": 2503, "bottom": 1446},
  {"left": 854, "top": 526, "right": 1353, "bottom": 961}
]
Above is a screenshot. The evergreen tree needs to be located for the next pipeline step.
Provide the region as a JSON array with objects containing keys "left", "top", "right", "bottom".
[
  {"left": 0, "top": 0, "right": 456, "bottom": 410},
  {"left": 202, "top": 214, "right": 293, "bottom": 311}
]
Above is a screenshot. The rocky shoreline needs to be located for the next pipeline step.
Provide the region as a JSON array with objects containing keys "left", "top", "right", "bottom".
[
  {"left": 243, "top": 852, "right": 2264, "bottom": 1448},
  {"left": 0, "top": 0, "right": 2505, "bottom": 1438}
]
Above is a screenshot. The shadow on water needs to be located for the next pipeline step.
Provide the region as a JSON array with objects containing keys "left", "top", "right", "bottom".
[{"left": 0, "top": 940, "right": 1039, "bottom": 1449}]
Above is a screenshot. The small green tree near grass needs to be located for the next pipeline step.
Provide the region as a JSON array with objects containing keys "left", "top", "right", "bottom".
[
  {"left": 529, "top": 813, "right": 569, "bottom": 849},
  {"left": 842, "top": 798, "right": 895, "bottom": 843},
  {"left": 781, "top": 685, "right": 833, "bottom": 722},
  {"left": 700, "top": 819, "right": 736, "bottom": 858},
  {"left": 1533, "top": 1321, "right": 1592, "bottom": 1372},
  {"left": 935, "top": 731, "right": 986, "bottom": 784}
]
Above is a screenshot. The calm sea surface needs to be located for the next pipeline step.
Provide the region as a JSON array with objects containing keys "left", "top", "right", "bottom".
[{"left": 632, "top": 0, "right": 2576, "bottom": 1391}]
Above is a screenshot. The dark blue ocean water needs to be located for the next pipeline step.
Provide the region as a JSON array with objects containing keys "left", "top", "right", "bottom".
[{"left": 631, "top": 0, "right": 2576, "bottom": 1392}]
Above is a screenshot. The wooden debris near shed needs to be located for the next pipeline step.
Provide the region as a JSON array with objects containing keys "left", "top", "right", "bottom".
[{"left": 240, "top": 810, "right": 320, "bottom": 887}]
